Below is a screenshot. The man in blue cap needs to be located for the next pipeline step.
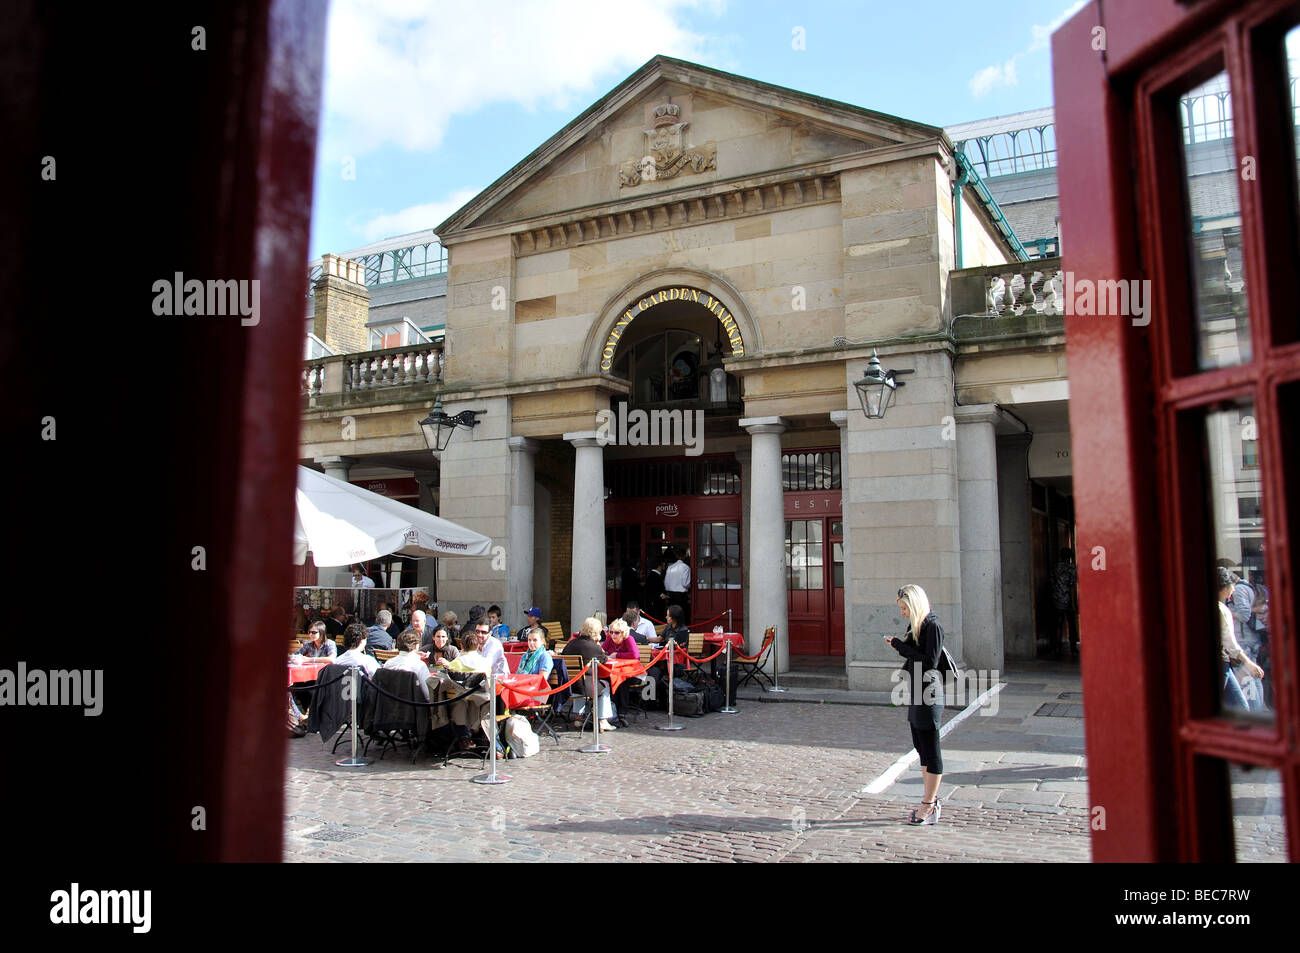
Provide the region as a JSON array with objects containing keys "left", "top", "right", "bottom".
[{"left": 516, "top": 606, "right": 544, "bottom": 642}]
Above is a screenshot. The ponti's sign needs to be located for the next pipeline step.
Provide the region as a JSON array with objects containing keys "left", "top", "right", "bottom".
[{"left": 599, "top": 286, "right": 744, "bottom": 372}]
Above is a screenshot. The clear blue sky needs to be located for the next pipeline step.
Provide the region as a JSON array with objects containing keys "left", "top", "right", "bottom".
[{"left": 310, "top": 0, "right": 1083, "bottom": 259}]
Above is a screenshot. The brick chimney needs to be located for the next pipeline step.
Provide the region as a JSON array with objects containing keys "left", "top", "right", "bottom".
[{"left": 311, "top": 253, "right": 369, "bottom": 354}]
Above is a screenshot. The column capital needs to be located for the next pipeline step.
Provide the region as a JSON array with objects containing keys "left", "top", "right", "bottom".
[
  {"left": 952, "top": 404, "right": 1001, "bottom": 427},
  {"left": 830, "top": 409, "right": 850, "bottom": 431},
  {"left": 738, "top": 416, "right": 790, "bottom": 436},
  {"left": 506, "top": 436, "right": 540, "bottom": 454},
  {"left": 313, "top": 455, "right": 354, "bottom": 475},
  {"left": 563, "top": 430, "right": 605, "bottom": 450}
]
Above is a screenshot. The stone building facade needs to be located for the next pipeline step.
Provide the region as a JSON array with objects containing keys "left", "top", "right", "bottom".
[{"left": 299, "top": 56, "right": 1073, "bottom": 690}]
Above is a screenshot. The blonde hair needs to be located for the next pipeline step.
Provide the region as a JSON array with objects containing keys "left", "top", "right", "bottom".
[
  {"left": 897, "top": 584, "right": 931, "bottom": 637},
  {"left": 579, "top": 616, "right": 602, "bottom": 640},
  {"left": 607, "top": 618, "right": 629, "bottom": 638},
  {"left": 593, "top": 610, "right": 608, "bottom": 628}
]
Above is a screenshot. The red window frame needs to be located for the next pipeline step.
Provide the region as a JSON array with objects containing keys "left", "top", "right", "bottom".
[{"left": 1055, "top": 0, "right": 1300, "bottom": 861}]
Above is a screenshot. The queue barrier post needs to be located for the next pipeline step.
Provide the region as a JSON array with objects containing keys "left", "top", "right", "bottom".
[
  {"left": 767, "top": 626, "right": 787, "bottom": 693},
  {"left": 656, "top": 638, "right": 684, "bottom": 731},
  {"left": 579, "top": 657, "right": 611, "bottom": 754},
  {"left": 335, "top": 664, "right": 370, "bottom": 766},
  {"left": 720, "top": 640, "right": 738, "bottom": 714},
  {"left": 472, "top": 671, "right": 512, "bottom": 784}
]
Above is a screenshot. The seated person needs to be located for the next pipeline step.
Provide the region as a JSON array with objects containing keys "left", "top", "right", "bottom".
[
  {"left": 471, "top": 618, "right": 510, "bottom": 678},
  {"left": 566, "top": 617, "right": 617, "bottom": 731},
  {"left": 487, "top": 605, "right": 511, "bottom": 642},
  {"left": 439, "top": 611, "right": 460, "bottom": 643},
  {"left": 593, "top": 610, "right": 609, "bottom": 639},
  {"left": 336, "top": 623, "right": 379, "bottom": 676},
  {"left": 366, "top": 610, "right": 395, "bottom": 652},
  {"left": 624, "top": 602, "right": 657, "bottom": 644},
  {"left": 516, "top": 606, "right": 544, "bottom": 641},
  {"left": 297, "top": 622, "right": 337, "bottom": 659},
  {"left": 601, "top": 618, "right": 640, "bottom": 661},
  {"left": 441, "top": 629, "right": 491, "bottom": 675},
  {"left": 427, "top": 627, "right": 460, "bottom": 668},
  {"left": 603, "top": 618, "right": 642, "bottom": 727},
  {"left": 382, "top": 628, "right": 431, "bottom": 700},
  {"left": 661, "top": 604, "right": 690, "bottom": 650},
  {"left": 648, "top": 604, "right": 689, "bottom": 681},
  {"left": 565, "top": 617, "right": 608, "bottom": 668},
  {"left": 516, "top": 626, "right": 555, "bottom": 678},
  {"left": 324, "top": 605, "right": 348, "bottom": 637}
]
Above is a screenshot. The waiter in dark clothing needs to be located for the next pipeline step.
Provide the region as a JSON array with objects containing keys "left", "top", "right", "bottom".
[
  {"left": 643, "top": 556, "right": 667, "bottom": 620},
  {"left": 621, "top": 559, "right": 641, "bottom": 609}
]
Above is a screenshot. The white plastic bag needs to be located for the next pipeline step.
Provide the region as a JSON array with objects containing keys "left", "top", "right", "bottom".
[{"left": 503, "top": 715, "right": 539, "bottom": 758}]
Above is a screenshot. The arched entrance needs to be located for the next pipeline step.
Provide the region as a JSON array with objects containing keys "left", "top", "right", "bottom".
[{"left": 595, "top": 275, "right": 753, "bottom": 629}]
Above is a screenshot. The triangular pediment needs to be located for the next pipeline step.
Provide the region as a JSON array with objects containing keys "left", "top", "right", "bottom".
[{"left": 437, "top": 56, "right": 942, "bottom": 237}]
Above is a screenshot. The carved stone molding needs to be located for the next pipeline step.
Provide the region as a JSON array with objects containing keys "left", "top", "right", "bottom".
[{"left": 511, "top": 172, "right": 841, "bottom": 258}]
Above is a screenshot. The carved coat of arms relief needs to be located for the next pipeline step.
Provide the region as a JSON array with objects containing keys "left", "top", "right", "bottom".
[{"left": 619, "top": 102, "right": 717, "bottom": 188}]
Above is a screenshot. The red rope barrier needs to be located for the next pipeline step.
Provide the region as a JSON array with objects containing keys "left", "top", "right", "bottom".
[{"left": 683, "top": 645, "right": 727, "bottom": 664}]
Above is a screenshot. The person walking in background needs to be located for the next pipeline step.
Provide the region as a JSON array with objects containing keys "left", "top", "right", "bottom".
[
  {"left": 1050, "top": 547, "right": 1079, "bottom": 658},
  {"left": 1216, "top": 567, "right": 1262, "bottom": 711},
  {"left": 885, "top": 584, "right": 945, "bottom": 825},
  {"left": 644, "top": 556, "right": 666, "bottom": 618}
]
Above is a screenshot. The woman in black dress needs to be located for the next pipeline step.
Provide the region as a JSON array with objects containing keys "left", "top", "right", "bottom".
[{"left": 885, "top": 584, "right": 945, "bottom": 825}]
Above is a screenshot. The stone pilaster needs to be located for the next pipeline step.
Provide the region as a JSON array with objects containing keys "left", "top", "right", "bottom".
[{"left": 997, "top": 432, "right": 1034, "bottom": 660}]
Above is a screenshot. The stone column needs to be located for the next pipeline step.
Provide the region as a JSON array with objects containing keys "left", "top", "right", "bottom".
[
  {"left": 739, "top": 417, "right": 789, "bottom": 673},
  {"left": 507, "top": 437, "right": 539, "bottom": 623},
  {"left": 735, "top": 447, "right": 752, "bottom": 643},
  {"left": 314, "top": 455, "right": 353, "bottom": 483},
  {"left": 997, "top": 432, "right": 1034, "bottom": 660},
  {"left": 312, "top": 456, "right": 354, "bottom": 583},
  {"left": 831, "top": 410, "right": 851, "bottom": 675},
  {"left": 954, "top": 404, "right": 1004, "bottom": 673},
  {"left": 564, "top": 431, "right": 606, "bottom": 635}
]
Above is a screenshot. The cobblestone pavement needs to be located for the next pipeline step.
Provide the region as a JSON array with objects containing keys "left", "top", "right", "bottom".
[{"left": 284, "top": 662, "right": 1097, "bottom": 862}]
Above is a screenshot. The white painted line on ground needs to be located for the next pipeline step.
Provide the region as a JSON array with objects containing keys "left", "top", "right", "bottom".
[{"left": 861, "top": 680, "right": 1006, "bottom": 795}]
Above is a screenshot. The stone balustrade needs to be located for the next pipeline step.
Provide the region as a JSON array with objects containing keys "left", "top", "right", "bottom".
[
  {"left": 302, "top": 342, "right": 443, "bottom": 405},
  {"left": 950, "top": 257, "right": 1065, "bottom": 341}
]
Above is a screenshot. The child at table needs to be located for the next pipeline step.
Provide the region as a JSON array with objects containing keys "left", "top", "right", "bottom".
[{"left": 516, "top": 627, "right": 554, "bottom": 678}]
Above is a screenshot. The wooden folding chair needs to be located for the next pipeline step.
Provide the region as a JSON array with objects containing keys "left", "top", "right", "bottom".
[{"left": 734, "top": 627, "right": 777, "bottom": 691}]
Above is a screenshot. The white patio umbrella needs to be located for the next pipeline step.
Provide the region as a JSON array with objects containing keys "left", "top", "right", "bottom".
[{"left": 293, "top": 465, "right": 491, "bottom": 566}]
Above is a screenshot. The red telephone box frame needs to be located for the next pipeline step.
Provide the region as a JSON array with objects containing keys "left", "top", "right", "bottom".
[{"left": 1054, "top": 0, "right": 1300, "bottom": 861}]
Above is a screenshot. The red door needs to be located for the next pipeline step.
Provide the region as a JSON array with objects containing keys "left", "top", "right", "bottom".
[
  {"left": 1054, "top": 0, "right": 1300, "bottom": 861},
  {"left": 785, "top": 491, "right": 845, "bottom": 656}
]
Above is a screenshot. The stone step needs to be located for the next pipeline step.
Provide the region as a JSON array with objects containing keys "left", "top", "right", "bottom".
[{"left": 775, "top": 671, "right": 849, "bottom": 690}]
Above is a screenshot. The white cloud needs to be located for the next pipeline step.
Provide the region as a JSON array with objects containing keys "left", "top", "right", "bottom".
[
  {"left": 321, "top": 0, "right": 722, "bottom": 160},
  {"left": 969, "top": 61, "right": 1018, "bottom": 98},
  {"left": 1030, "top": 0, "right": 1087, "bottom": 52},
  {"left": 353, "top": 186, "right": 484, "bottom": 242},
  {"left": 969, "top": 0, "right": 1084, "bottom": 99}
]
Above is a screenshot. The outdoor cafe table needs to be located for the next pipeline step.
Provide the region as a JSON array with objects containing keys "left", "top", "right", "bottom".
[
  {"left": 703, "top": 632, "right": 744, "bottom": 650},
  {"left": 287, "top": 657, "right": 332, "bottom": 686}
]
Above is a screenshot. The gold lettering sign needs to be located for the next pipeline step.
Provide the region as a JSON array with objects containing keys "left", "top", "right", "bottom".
[{"left": 598, "top": 286, "right": 745, "bottom": 371}]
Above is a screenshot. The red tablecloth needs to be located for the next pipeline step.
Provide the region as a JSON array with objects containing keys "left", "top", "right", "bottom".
[
  {"left": 496, "top": 673, "right": 549, "bottom": 708},
  {"left": 287, "top": 658, "right": 332, "bottom": 686},
  {"left": 596, "top": 658, "right": 651, "bottom": 692},
  {"left": 704, "top": 632, "right": 745, "bottom": 651}
]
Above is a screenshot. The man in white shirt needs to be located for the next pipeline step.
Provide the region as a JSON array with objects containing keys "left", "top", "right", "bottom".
[
  {"left": 382, "top": 629, "right": 432, "bottom": 699},
  {"left": 336, "top": 624, "right": 379, "bottom": 676},
  {"left": 351, "top": 565, "right": 375, "bottom": 588},
  {"left": 472, "top": 619, "right": 510, "bottom": 678},
  {"left": 663, "top": 547, "right": 691, "bottom": 624},
  {"left": 624, "top": 602, "right": 658, "bottom": 644}
]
